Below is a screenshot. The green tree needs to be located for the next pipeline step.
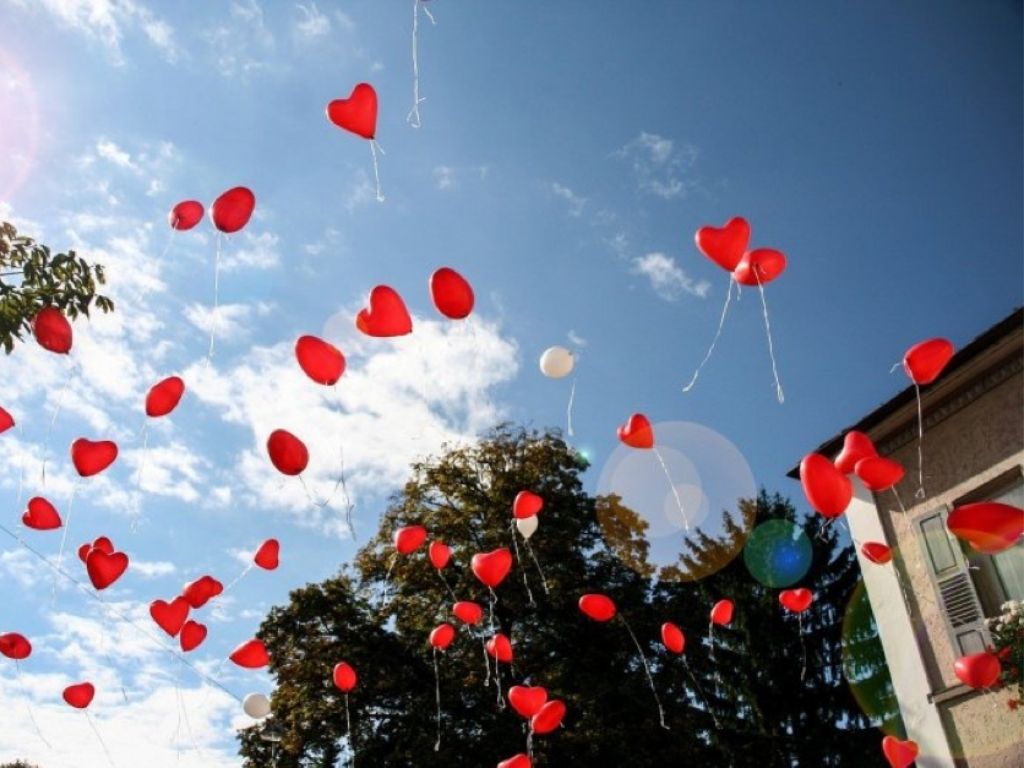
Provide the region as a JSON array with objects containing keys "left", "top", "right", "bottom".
[
  {"left": 0, "top": 221, "right": 114, "bottom": 353},
  {"left": 240, "top": 427, "right": 896, "bottom": 767}
]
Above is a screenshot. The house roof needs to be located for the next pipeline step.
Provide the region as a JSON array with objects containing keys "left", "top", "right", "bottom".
[{"left": 785, "top": 306, "right": 1023, "bottom": 479}]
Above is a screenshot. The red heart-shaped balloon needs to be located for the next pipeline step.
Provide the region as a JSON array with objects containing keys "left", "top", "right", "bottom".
[
  {"left": 394, "top": 525, "right": 427, "bottom": 555},
  {"left": 150, "top": 596, "right": 190, "bottom": 637},
  {"left": 711, "top": 598, "right": 735, "bottom": 626},
  {"left": 947, "top": 501, "right": 1024, "bottom": 555},
  {"left": 210, "top": 186, "right": 256, "bottom": 234},
  {"left": 78, "top": 536, "right": 114, "bottom": 563},
  {"left": 513, "top": 490, "right": 544, "bottom": 520},
  {"left": 531, "top": 699, "right": 566, "bottom": 735},
  {"left": 855, "top": 456, "right": 905, "bottom": 492},
  {"left": 326, "top": 83, "right": 378, "bottom": 140},
  {"left": 733, "top": 248, "right": 787, "bottom": 286},
  {"left": 485, "top": 633, "right": 513, "bottom": 663},
  {"left": 0, "top": 632, "right": 31, "bottom": 660},
  {"left": 471, "top": 548, "right": 513, "bottom": 589},
  {"left": 953, "top": 651, "right": 1001, "bottom": 689},
  {"left": 452, "top": 601, "right": 483, "bottom": 625},
  {"left": 834, "top": 430, "right": 877, "bottom": 475},
  {"left": 63, "top": 682, "right": 95, "bottom": 709},
  {"left": 429, "top": 267, "right": 475, "bottom": 320},
  {"left": 779, "top": 588, "right": 813, "bottom": 614},
  {"left": 356, "top": 285, "right": 413, "bottom": 338},
  {"left": 32, "top": 307, "right": 73, "bottom": 354},
  {"left": 229, "top": 638, "right": 269, "bottom": 668},
  {"left": 903, "top": 338, "right": 954, "bottom": 386},
  {"left": 428, "top": 540, "right": 451, "bottom": 570},
  {"left": 169, "top": 200, "right": 204, "bottom": 231},
  {"left": 86, "top": 548, "right": 128, "bottom": 590},
  {"left": 180, "top": 620, "right": 208, "bottom": 653},
  {"left": 578, "top": 593, "right": 617, "bottom": 622},
  {"left": 881, "top": 735, "right": 919, "bottom": 768},
  {"left": 266, "top": 429, "right": 309, "bottom": 476},
  {"left": 429, "top": 623, "right": 456, "bottom": 651},
  {"left": 333, "top": 661, "right": 358, "bottom": 693},
  {"left": 146, "top": 376, "right": 185, "bottom": 418},
  {"left": 295, "top": 335, "right": 346, "bottom": 386},
  {"left": 0, "top": 405, "right": 14, "bottom": 434},
  {"left": 695, "top": 217, "right": 750, "bottom": 272},
  {"left": 183, "top": 575, "right": 223, "bottom": 609},
  {"left": 498, "top": 754, "right": 532, "bottom": 768},
  {"left": 22, "top": 497, "right": 61, "bottom": 530},
  {"left": 800, "top": 453, "right": 853, "bottom": 518},
  {"left": 70, "top": 438, "right": 119, "bottom": 478},
  {"left": 617, "top": 413, "right": 654, "bottom": 450},
  {"left": 860, "top": 541, "right": 893, "bottom": 565},
  {"left": 661, "top": 622, "right": 685, "bottom": 654},
  {"left": 254, "top": 539, "right": 280, "bottom": 570},
  {"left": 508, "top": 685, "right": 548, "bottom": 719}
]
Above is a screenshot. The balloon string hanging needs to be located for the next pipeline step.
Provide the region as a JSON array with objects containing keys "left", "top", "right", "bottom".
[
  {"left": 432, "top": 647, "right": 443, "bottom": 752},
  {"left": 223, "top": 562, "right": 255, "bottom": 595},
  {"left": 798, "top": 613, "right": 807, "bottom": 682},
  {"left": 15, "top": 660, "right": 52, "bottom": 748},
  {"left": 129, "top": 227, "right": 174, "bottom": 307},
  {"left": 130, "top": 422, "right": 151, "bottom": 534},
  {"left": 207, "top": 232, "right": 223, "bottom": 360},
  {"left": 755, "top": 272, "right": 784, "bottom": 403},
  {"left": 85, "top": 711, "right": 117, "bottom": 768},
  {"left": 435, "top": 569, "right": 458, "bottom": 602},
  {"left": 566, "top": 375, "right": 578, "bottom": 437},
  {"left": 682, "top": 657, "right": 719, "bottom": 728},
  {"left": 51, "top": 477, "right": 81, "bottom": 602},
  {"left": 380, "top": 554, "right": 397, "bottom": 610},
  {"left": 913, "top": 383, "right": 925, "bottom": 498},
  {"left": 407, "top": 0, "right": 435, "bottom": 128},
  {"left": 369, "top": 140, "right": 385, "bottom": 203},
  {"left": 344, "top": 693, "right": 357, "bottom": 767},
  {"left": 482, "top": 637, "right": 491, "bottom": 688},
  {"left": 524, "top": 540, "right": 550, "bottom": 594},
  {"left": 652, "top": 447, "right": 689, "bottom": 531},
  {"left": 0, "top": 521, "right": 243, "bottom": 703},
  {"left": 509, "top": 521, "right": 536, "bottom": 607},
  {"left": 708, "top": 621, "right": 715, "bottom": 663},
  {"left": 40, "top": 355, "right": 78, "bottom": 486},
  {"left": 487, "top": 586, "right": 498, "bottom": 632},
  {"left": 683, "top": 276, "right": 734, "bottom": 393},
  {"left": 618, "top": 615, "right": 668, "bottom": 730}
]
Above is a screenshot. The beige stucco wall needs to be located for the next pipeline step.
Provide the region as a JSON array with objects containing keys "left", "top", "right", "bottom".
[{"left": 862, "top": 333, "right": 1023, "bottom": 765}]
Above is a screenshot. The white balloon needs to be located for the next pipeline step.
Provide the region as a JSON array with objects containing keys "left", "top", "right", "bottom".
[
  {"left": 516, "top": 515, "right": 539, "bottom": 540},
  {"left": 539, "top": 346, "right": 574, "bottom": 379},
  {"left": 243, "top": 693, "right": 271, "bottom": 719}
]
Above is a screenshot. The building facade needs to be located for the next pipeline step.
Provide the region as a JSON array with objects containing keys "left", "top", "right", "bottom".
[{"left": 794, "top": 308, "right": 1023, "bottom": 767}]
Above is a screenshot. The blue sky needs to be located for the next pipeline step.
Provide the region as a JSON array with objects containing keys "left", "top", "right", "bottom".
[{"left": 0, "top": 1, "right": 1021, "bottom": 764}]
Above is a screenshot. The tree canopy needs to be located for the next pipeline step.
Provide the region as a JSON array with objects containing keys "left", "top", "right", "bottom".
[
  {"left": 239, "top": 425, "right": 899, "bottom": 767},
  {"left": 0, "top": 220, "right": 114, "bottom": 353}
]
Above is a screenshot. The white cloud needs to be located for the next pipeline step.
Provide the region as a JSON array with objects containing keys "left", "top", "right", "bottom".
[
  {"left": 434, "top": 166, "right": 456, "bottom": 191},
  {"left": 294, "top": 2, "right": 330, "bottom": 39},
  {"left": 344, "top": 169, "right": 377, "bottom": 213},
  {"left": 132, "top": 559, "right": 176, "bottom": 578},
  {"left": 8, "top": 0, "right": 180, "bottom": 65},
  {"left": 205, "top": 0, "right": 276, "bottom": 78},
  {"left": 616, "top": 132, "right": 699, "bottom": 199},
  {"left": 183, "top": 314, "right": 519, "bottom": 536},
  {"left": 631, "top": 252, "right": 711, "bottom": 301},
  {"left": 219, "top": 231, "right": 280, "bottom": 272},
  {"left": 183, "top": 301, "right": 274, "bottom": 341},
  {"left": 96, "top": 139, "right": 138, "bottom": 172},
  {"left": 548, "top": 182, "right": 587, "bottom": 217}
]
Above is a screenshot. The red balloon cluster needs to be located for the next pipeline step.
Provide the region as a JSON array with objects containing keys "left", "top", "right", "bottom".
[
  {"left": 778, "top": 589, "right": 813, "bottom": 614},
  {"left": 32, "top": 306, "right": 73, "bottom": 355},
  {"left": 169, "top": 200, "right": 204, "bottom": 231},
  {"left": 695, "top": 216, "right": 787, "bottom": 286},
  {"left": 710, "top": 599, "right": 734, "bottom": 626},
  {"left": 661, "top": 622, "right": 685, "bottom": 655},
  {"left": 953, "top": 651, "right": 1001, "bottom": 689},
  {"left": 0, "top": 405, "right": 13, "bottom": 434},
  {"left": 947, "top": 502, "right": 1024, "bottom": 554},
  {"left": 211, "top": 186, "right": 256, "bottom": 234},
  {"left": 145, "top": 376, "right": 186, "bottom": 418},
  {"left": 356, "top": 285, "right": 414, "bottom": 338},
  {"left": 333, "top": 661, "right": 358, "bottom": 693},
  {"left": 881, "top": 736, "right": 918, "bottom": 768},
  {"left": 860, "top": 541, "right": 893, "bottom": 565},
  {"left": 230, "top": 638, "right": 270, "bottom": 669},
  {"left": 71, "top": 437, "right": 119, "bottom": 478},
  {"left": 903, "top": 338, "right": 954, "bottom": 386},
  {"left": 578, "top": 593, "right": 617, "bottom": 622},
  {"left": 394, "top": 525, "right": 428, "bottom": 555},
  {"left": 800, "top": 453, "right": 852, "bottom": 518},
  {"left": 266, "top": 429, "right": 309, "bottom": 476},
  {"left": 22, "top": 497, "right": 61, "bottom": 530},
  {"left": 0, "top": 632, "right": 32, "bottom": 660},
  {"left": 327, "top": 83, "right": 378, "bottom": 140},
  {"left": 617, "top": 413, "right": 654, "bottom": 450},
  {"left": 513, "top": 490, "right": 544, "bottom": 519},
  {"left": 295, "top": 335, "right": 346, "bottom": 386},
  {"left": 471, "top": 548, "right": 513, "bottom": 588},
  {"left": 84, "top": 541, "right": 129, "bottom": 591}
]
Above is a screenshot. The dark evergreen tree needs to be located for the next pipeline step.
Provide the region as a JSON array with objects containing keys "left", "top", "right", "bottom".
[{"left": 240, "top": 427, "right": 897, "bottom": 767}]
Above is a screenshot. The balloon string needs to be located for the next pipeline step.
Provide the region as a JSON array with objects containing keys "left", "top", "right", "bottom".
[
  {"left": 345, "top": 693, "right": 356, "bottom": 767},
  {"left": 482, "top": 638, "right": 491, "bottom": 688},
  {"left": 369, "top": 141, "right": 385, "bottom": 203},
  {"left": 488, "top": 587, "right": 497, "bottom": 632},
  {"left": 223, "top": 562, "right": 255, "bottom": 595},
  {"left": 130, "top": 228, "right": 174, "bottom": 307},
  {"left": 41, "top": 357, "right": 77, "bottom": 486},
  {"left": 179, "top": 670, "right": 202, "bottom": 759},
  {"left": 755, "top": 274, "right": 784, "bottom": 404},
  {"left": 15, "top": 660, "right": 52, "bottom": 748},
  {"left": 0, "top": 521, "right": 243, "bottom": 702},
  {"left": 798, "top": 613, "right": 807, "bottom": 682},
  {"left": 708, "top": 621, "right": 715, "bottom": 663},
  {"left": 524, "top": 539, "right": 550, "bottom": 594},
  {"left": 436, "top": 568, "right": 458, "bottom": 602},
  {"left": 526, "top": 726, "right": 535, "bottom": 760},
  {"left": 566, "top": 375, "right": 578, "bottom": 438},
  {"left": 86, "top": 711, "right": 117, "bottom": 768},
  {"left": 494, "top": 656, "right": 504, "bottom": 709},
  {"left": 130, "top": 423, "right": 150, "bottom": 534},
  {"left": 433, "top": 648, "right": 443, "bottom": 752},
  {"left": 407, "top": 0, "right": 431, "bottom": 128},
  {"left": 52, "top": 477, "right": 80, "bottom": 602},
  {"left": 619, "top": 615, "right": 668, "bottom": 730},
  {"left": 380, "top": 554, "right": 396, "bottom": 610},
  {"left": 14, "top": 421, "right": 27, "bottom": 508},
  {"left": 207, "top": 233, "right": 222, "bottom": 361},
  {"left": 96, "top": 601, "right": 128, "bottom": 704},
  {"left": 171, "top": 658, "right": 183, "bottom": 753},
  {"left": 682, "top": 657, "right": 719, "bottom": 729},
  {"left": 914, "top": 383, "right": 925, "bottom": 499},
  {"left": 652, "top": 447, "right": 689, "bottom": 531},
  {"left": 509, "top": 521, "right": 535, "bottom": 607},
  {"left": 683, "top": 275, "right": 733, "bottom": 393}
]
